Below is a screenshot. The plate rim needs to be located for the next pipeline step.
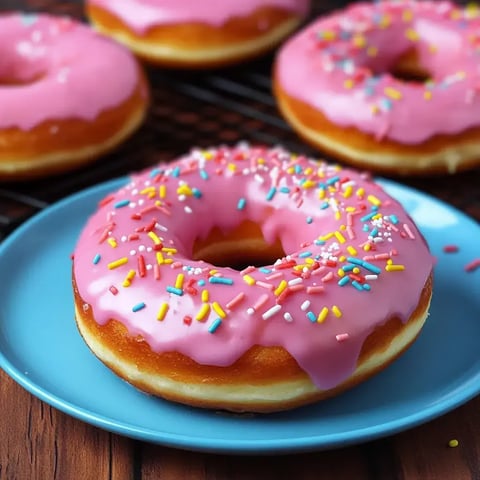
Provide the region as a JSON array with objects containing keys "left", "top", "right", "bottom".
[{"left": 0, "top": 176, "right": 479, "bottom": 454}]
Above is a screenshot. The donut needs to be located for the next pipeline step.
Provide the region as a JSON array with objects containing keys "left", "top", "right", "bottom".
[
  {"left": 274, "top": 0, "right": 480, "bottom": 175},
  {"left": 0, "top": 13, "right": 149, "bottom": 180},
  {"left": 85, "top": 0, "right": 310, "bottom": 68},
  {"left": 73, "top": 145, "right": 433, "bottom": 413}
]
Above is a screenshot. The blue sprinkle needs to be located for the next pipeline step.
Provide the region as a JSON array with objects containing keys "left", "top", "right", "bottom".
[
  {"left": 379, "top": 98, "right": 393, "bottom": 111},
  {"left": 259, "top": 267, "right": 272, "bottom": 274},
  {"left": 338, "top": 276, "right": 350, "bottom": 286},
  {"left": 347, "top": 257, "right": 363, "bottom": 265},
  {"left": 208, "top": 318, "right": 222, "bottom": 333},
  {"left": 132, "top": 302, "right": 146, "bottom": 312},
  {"left": 299, "top": 251, "right": 312, "bottom": 258},
  {"left": 320, "top": 201, "right": 329, "bottom": 210},
  {"left": 363, "top": 283, "right": 372, "bottom": 291},
  {"left": 197, "top": 279, "right": 206, "bottom": 287},
  {"left": 166, "top": 286, "right": 183, "bottom": 296},
  {"left": 342, "top": 264, "right": 355, "bottom": 272},
  {"left": 306, "top": 311, "right": 317, "bottom": 322},
  {"left": 389, "top": 214, "right": 399, "bottom": 225},
  {"left": 294, "top": 165, "right": 303, "bottom": 174},
  {"left": 371, "top": 205, "right": 379, "bottom": 211},
  {"left": 172, "top": 166, "right": 181, "bottom": 178},
  {"left": 149, "top": 168, "right": 163, "bottom": 178},
  {"left": 209, "top": 277, "right": 234, "bottom": 285},
  {"left": 314, "top": 239, "right": 326, "bottom": 246},
  {"left": 363, "top": 224, "right": 370, "bottom": 232},
  {"left": 326, "top": 175, "right": 340, "bottom": 186},
  {"left": 92, "top": 253, "right": 101, "bottom": 265},
  {"left": 20, "top": 13, "right": 38, "bottom": 26},
  {"left": 199, "top": 169, "right": 209, "bottom": 180},
  {"left": 280, "top": 187, "right": 290, "bottom": 194},
  {"left": 306, "top": 216, "right": 313, "bottom": 224},
  {"left": 192, "top": 188, "right": 202, "bottom": 198},
  {"left": 361, "top": 212, "right": 377, "bottom": 222},
  {"left": 361, "top": 261, "right": 381, "bottom": 274},
  {"left": 237, "top": 198, "right": 246, "bottom": 210},
  {"left": 266, "top": 187, "right": 277, "bottom": 201},
  {"left": 351, "top": 280, "right": 364, "bottom": 291},
  {"left": 370, "top": 228, "right": 379, "bottom": 237},
  {"left": 114, "top": 199, "right": 130, "bottom": 208}
]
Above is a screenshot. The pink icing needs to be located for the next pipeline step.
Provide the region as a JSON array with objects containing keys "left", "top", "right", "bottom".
[
  {"left": 87, "top": 0, "right": 310, "bottom": 33},
  {"left": 0, "top": 13, "right": 143, "bottom": 131},
  {"left": 275, "top": 0, "right": 480, "bottom": 144},
  {"left": 73, "top": 145, "right": 433, "bottom": 390}
]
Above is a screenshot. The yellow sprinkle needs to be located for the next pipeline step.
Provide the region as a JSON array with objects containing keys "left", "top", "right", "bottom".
[
  {"left": 335, "top": 231, "right": 346, "bottom": 244},
  {"left": 122, "top": 269, "right": 136, "bottom": 287},
  {"left": 317, "top": 307, "right": 329, "bottom": 323},
  {"left": 107, "top": 237, "right": 117, "bottom": 248},
  {"left": 466, "top": 2, "right": 479, "bottom": 18},
  {"left": 201, "top": 289, "right": 209, "bottom": 303},
  {"left": 212, "top": 302, "right": 227, "bottom": 318},
  {"left": 370, "top": 104, "right": 380, "bottom": 115},
  {"left": 367, "top": 195, "right": 382, "bottom": 206},
  {"left": 372, "top": 213, "right": 383, "bottom": 220},
  {"left": 318, "top": 188, "right": 326, "bottom": 200},
  {"left": 384, "top": 87, "right": 402, "bottom": 100},
  {"left": 335, "top": 211, "right": 341, "bottom": 220},
  {"left": 387, "top": 259, "right": 393, "bottom": 265},
  {"left": 157, "top": 303, "right": 169, "bottom": 321},
  {"left": 352, "top": 34, "right": 366, "bottom": 48},
  {"left": 347, "top": 246, "right": 358, "bottom": 256},
  {"left": 345, "top": 206, "right": 356, "bottom": 212},
  {"left": 274, "top": 280, "right": 288, "bottom": 296},
  {"left": 402, "top": 9, "right": 413, "bottom": 21},
  {"left": 338, "top": 255, "right": 346, "bottom": 262},
  {"left": 163, "top": 258, "right": 173, "bottom": 265},
  {"left": 227, "top": 163, "right": 237, "bottom": 172},
  {"left": 196, "top": 303, "right": 211, "bottom": 322},
  {"left": 338, "top": 269, "right": 345, "bottom": 278},
  {"left": 294, "top": 264, "right": 306, "bottom": 271},
  {"left": 353, "top": 267, "right": 361, "bottom": 274},
  {"left": 363, "top": 244, "right": 372, "bottom": 251},
  {"left": 344, "top": 78, "right": 355, "bottom": 89},
  {"left": 448, "top": 439, "right": 459, "bottom": 448},
  {"left": 385, "top": 264, "right": 406, "bottom": 272},
  {"left": 424, "top": 90, "right": 432, "bottom": 101},
  {"left": 321, "top": 30, "right": 336, "bottom": 41},
  {"left": 159, "top": 184, "right": 167, "bottom": 199},
  {"left": 405, "top": 28, "right": 420, "bottom": 42},
  {"left": 319, "top": 232, "right": 334, "bottom": 241},
  {"left": 367, "top": 46, "right": 378, "bottom": 57},
  {"left": 304, "top": 167, "right": 313, "bottom": 175},
  {"left": 209, "top": 269, "right": 218, "bottom": 276},
  {"left": 177, "top": 184, "right": 193, "bottom": 196},
  {"left": 343, "top": 185, "right": 353, "bottom": 198},
  {"left": 340, "top": 224, "right": 347, "bottom": 231},
  {"left": 156, "top": 252, "right": 164, "bottom": 264},
  {"left": 108, "top": 257, "right": 128, "bottom": 270},
  {"left": 302, "top": 179, "right": 316, "bottom": 189},
  {"left": 140, "top": 187, "right": 155, "bottom": 195},
  {"left": 379, "top": 14, "right": 391, "bottom": 28},
  {"left": 332, "top": 305, "right": 343, "bottom": 318},
  {"left": 202, "top": 151, "right": 214, "bottom": 160},
  {"left": 243, "top": 274, "right": 256, "bottom": 286},
  {"left": 162, "top": 247, "right": 177, "bottom": 254},
  {"left": 287, "top": 167, "right": 295, "bottom": 175},
  {"left": 257, "top": 157, "right": 265, "bottom": 165},
  {"left": 148, "top": 232, "right": 161, "bottom": 244},
  {"left": 356, "top": 187, "right": 365, "bottom": 198},
  {"left": 175, "top": 273, "right": 185, "bottom": 289},
  {"left": 450, "top": 8, "right": 462, "bottom": 19}
]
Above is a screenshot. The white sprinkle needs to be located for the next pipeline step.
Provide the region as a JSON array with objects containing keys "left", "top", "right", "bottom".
[
  {"left": 184, "top": 206, "right": 193, "bottom": 214},
  {"left": 262, "top": 305, "right": 281, "bottom": 320},
  {"left": 300, "top": 300, "right": 311, "bottom": 311},
  {"left": 146, "top": 264, "right": 153, "bottom": 270},
  {"left": 288, "top": 278, "right": 303, "bottom": 286},
  {"left": 336, "top": 333, "right": 349, "bottom": 342},
  {"left": 121, "top": 235, "right": 127, "bottom": 242},
  {"left": 157, "top": 224, "right": 168, "bottom": 232},
  {"left": 284, "top": 312, "right": 293, "bottom": 322},
  {"left": 129, "top": 249, "right": 136, "bottom": 256},
  {"left": 247, "top": 307, "right": 255, "bottom": 315},
  {"left": 365, "top": 274, "right": 378, "bottom": 280},
  {"left": 138, "top": 245, "right": 146, "bottom": 252},
  {"left": 254, "top": 173, "right": 264, "bottom": 184}
]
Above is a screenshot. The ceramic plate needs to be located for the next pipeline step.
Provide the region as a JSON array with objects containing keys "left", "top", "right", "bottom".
[{"left": 0, "top": 178, "right": 479, "bottom": 454}]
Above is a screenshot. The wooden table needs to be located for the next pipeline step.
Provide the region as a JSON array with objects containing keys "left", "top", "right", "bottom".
[{"left": 1, "top": 1, "right": 480, "bottom": 479}]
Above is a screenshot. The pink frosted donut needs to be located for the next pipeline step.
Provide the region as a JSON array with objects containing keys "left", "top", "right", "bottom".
[
  {"left": 0, "top": 13, "right": 149, "bottom": 180},
  {"left": 86, "top": 0, "right": 310, "bottom": 67},
  {"left": 274, "top": 0, "right": 480, "bottom": 174},
  {"left": 73, "top": 145, "right": 433, "bottom": 412}
]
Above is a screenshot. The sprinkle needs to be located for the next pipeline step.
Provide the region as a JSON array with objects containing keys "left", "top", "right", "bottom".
[
  {"left": 256, "top": 281, "right": 274, "bottom": 290},
  {"left": 253, "top": 293, "right": 269, "bottom": 311},
  {"left": 465, "top": 258, "right": 480, "bottom": 272},
  {"left": 332, "top": 305, "right": 342, "bottom": 318},
  {"left": 347, "top": 246, "right": 357, "bottom": 256},
  {"left": 306, "top": 311, "right": 317, "bottom": 322},
  {"left": 317, "top": 307, "right": 329, "bottom": 323},
  {"left": 208, "top": 318, "right": 222, "bottom": 333},
  {"left": 262, "top": 304, "right": 281, "bottom": 320},
  {"left": 300, "top": 300, "right": 311, "bottom": 311},
  {"left": 122, "top": 269, "right": 136, "bottom": 287},
  {"left": 148, "top": 231, "right": 162, "bottom": 244},
  {"left": 209, "top": 277, "right": 234, "bottom": 285},
  {"left": 243, "top": 274, "right": 256, "bottom": 286},
  {"left": 196, "top": 303, "right": 211, "bottom": 321},
  {"left": 334, "top": 231, "right": 346, "bottom": 243},
  {"left": 92, "top": 254, "right": 101, "bottom": 265},
  {"left": 226, "top": 292, "right": 245, "bottom": 310},
  {"left": 385, "top": 264, "right": 405, "bottom": 272},
  {"left": 306, "top": 216, "right": 313, "bottom": 224},
  {"left": 114, "top": 199, "right": 130, "bottom": 208},
  {"left": 403, "top": 223, "right": 416, "bottom": 239},
  {"left": 157, "top": 303, "right": 169, "bottom": 321},
  {"left": 283, "top": 312, "right": 293, "bottom": 322},
  {"left": 108, "top": 257, "right": 128, "bottom": 269},
  {"left": 107, "top": 237, "right": 117, "bottom": 248},
  {"left": 109, "top": 286, "right": 118, "bottom": 295},
  {"left": 299, "top": 251, "right": 312, "bottom": 258},
  {"left": 384, "top": 87, "right": 402, "bottom": 101},
  {"left": 361, "top": 261, "right": 382, "bottom": 274},
  {"left": 266, "top": 187, "right": 277, "bottom": 201},
  {"left": 351, "top": 280, "right": 364, "bottom": 291},
  {"left": 175, "top": 273, "right": 185, "bottom": 289},
  {"left": 405, "top": 28, "right": 420, "bottom": 42},
  {"left": 448, "top": 439, "right": 459, "bottom": 448},
  {"left": 199, "top": 169, "right": 209, "bottom": 180},
  {"left": 306, "top": 286, "right": 325, "bottom": 294},
  {"left": 132, "top": 302, "right": 146, "bottom": 312},
  {"left": 274, "top": 280, "right": 288, "bottom": 296},
  {"left": 166, "top": 286, "right": 183, "bottom": 296},
  {"left": 336, "top": 333, "right": 349, "bottom": 342},
  {"left": 389, "top": 214, "right": 399, "bottom": 225},
  {"left": 201, "top": 289, "right": 209, "bottom": 302},
  {"left": 360, "top": 211, "right": 377, "bottom": 222},
  {"left": 212, "top": 302, "right": 227, "bottom": 318},
  {"left": 237, "top": 198, "right": 247, "bottom": 210}
]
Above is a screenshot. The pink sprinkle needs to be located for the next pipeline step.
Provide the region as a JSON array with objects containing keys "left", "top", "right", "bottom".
[
  {"left": 363, "top": 255, "right": 375, "bottom": 261},
  {"left": 465, "top": 258, "right": 480, "bottom": 272},
  {"left": 170, "top": 262, "right": 183, "bottom": 269},
  {"left": 109, "top": 286, "right": 118, "bottom": 295},
  {"left": 390, "top": 249, "right": 398, "bottom": 256},
  {"left": 403, "top": 223, "right": 416, "bottom": 239},
  {"left": 154, "top": 264, "right": 161, "bottom": 280},
  {"left": 289, "top": 284, "right": 305, "bottom": 293},
  {"left": 226, "top": 292, "right": 245, "bottom": 310},
  {"left": 306, "top": 286, "right": 325, "bottom": 294},
  {"left": 346, "top": 226, "right": 356, "bottom": 239},
  {"left": 443, "top": 245, "right": 459, "bottom": 253},
  {"left": 256, "top": 281, "right": 275, "bottom": 291},
  {"left": 374, "top": 253, "right": 390, "bottom": 260},
  {"left": 336, "top": 333, "right": 349, "bottom": 342},
  {"left": 321, "top": 272, "right": 334, "bottom": 282},
  {"left": 240, "top": 266, "right": 256, "bottom": 275},
  {"left": 265, "top": 272, "right": 283, "bottom": 281},
  {"left": 253, "top": 293, "right": 269, "bottom": 310}
]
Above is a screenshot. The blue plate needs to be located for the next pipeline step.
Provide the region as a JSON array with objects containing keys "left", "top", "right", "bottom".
[{"left": 0, "top": 178, "right": 479, "bottom": 454}]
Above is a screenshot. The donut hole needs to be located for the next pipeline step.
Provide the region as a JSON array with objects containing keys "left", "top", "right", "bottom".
[
  {"left": 0, "top": 72, "right": 45, "bottom": 86},
  {"left": 192, "top": 220, "right": 286, "bottom": 271},
  {"left": 389, "top": 50, "right": 431, "bottom": 84}
]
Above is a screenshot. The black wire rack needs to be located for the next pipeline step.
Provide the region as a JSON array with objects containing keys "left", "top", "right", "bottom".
[{"left": 1, "top": 0, "right": 479, "bottom": 243}]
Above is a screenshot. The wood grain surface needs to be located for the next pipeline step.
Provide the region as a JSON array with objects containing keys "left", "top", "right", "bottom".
[{"left": 1, "top": 1, "right": 480, "bottom": 479}]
